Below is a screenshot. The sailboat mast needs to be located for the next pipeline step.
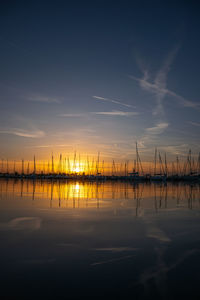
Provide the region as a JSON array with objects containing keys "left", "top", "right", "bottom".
[
  {"left": 34, "top": 155, "right": 36, "bottom": 174},
  {"left": 198, "top": 152, "right": 200, "bottom": 175},
  {"left": 91, "top": 158, "right": 94, "bottom": 175},
  {"left": 159, "top": 152, "right": 165, "bottom": 175},
  {"left": 52, "top": 153, "right": 54, "bottom": 174},
  {"left": 176, "top": 156, "right": 180, "bottom": 175},
  {"left": 22, "top": 159, "right": 24, "bottom": 175},
  {"left": 137, "top": 145, "right": 144, "bottom": 175},
  {"left": 73, "top": 151, "right": 76, "bottom": 172},
  {"left": 189, "top": 149, "right": 192, "bottom": 174},
  {"left": 43, "top": 161, "right": 45, "bottom": 174},
  {"left": 134, "top": 160, "right": 136, "bottom": 172},
  {"left": 96, "top": 152, "right": 100, "bottom": 175},
  {"left": 112, "top": 159, "right": 114, "bottom": 176},
  {"left": 59, "top": 154, "right": 62, "bottom": 174},
  {"left": 172, "top": 162, "right": 175, "bottom": 176},
  {"left": 136, "top": 142, "right": 139, "bottom": 173},
  {"left": 64, "top": 157, "right": 66, "bottom": 174},
  {"left": 87, "top": 156, "right": 90, "bottom": 175},
  {"left": 67, "top": 157, "right": 71, "bottom": 174},
  {"left": 154, "top": 148, "right": 157, "bottom": 175},
  {"left": 164, "top": 153, "right": 168, "bottom": 176},
  {"left": 79, "top": 154, "right": 81, "bottom": 172}
]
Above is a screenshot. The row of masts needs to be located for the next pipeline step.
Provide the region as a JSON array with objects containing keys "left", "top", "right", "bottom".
[
  {"left": 153, "top": 148, "right": 200, "bottom": 177},
  {"left": 0, "top": 146, "right": 200, "bottom": 179}
]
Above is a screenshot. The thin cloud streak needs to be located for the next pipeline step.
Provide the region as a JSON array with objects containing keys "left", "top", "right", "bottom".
[
  {"left": 59, "top": 113, "right": 84, "bottom": 117},
  {"left": 59, "top": 111, "right": 139, "bottom": 117},
  {"left": 0, "top": 128, "right": 45, "bottom": 138},
  {"left": 188, "top": 121, "right": 200, "bottom": 127},
  {"left": 146, "top": 122, "right": 169, "bottom": 134},
  {"left": 29, "top": 144, "right": 72, "bottom": 148},
  {"left": 93, "top": 95, "right": 135, "bottom": 108},
  {"left": 92, "top": 110, "right": 139, "bottom": 116},
  {"left": 159, "top": 144, "right": 189, "bottom": 156},
  {"left": 28, "top": 96, "right": 61, "bottom": 104},
  {"left": 136, "top": 122, "right": 169, "bottom": 151}
]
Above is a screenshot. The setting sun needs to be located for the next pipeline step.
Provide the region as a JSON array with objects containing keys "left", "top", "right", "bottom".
[{"left": 74, "top": 167, "right": 81, "bottom": 173}]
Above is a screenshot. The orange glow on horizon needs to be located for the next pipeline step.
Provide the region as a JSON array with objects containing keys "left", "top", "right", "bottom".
[{"left": 0, "top": 152, "right": 199, "bottom": 176}]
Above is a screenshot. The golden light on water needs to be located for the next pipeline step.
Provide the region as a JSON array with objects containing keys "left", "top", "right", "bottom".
[{"left": 0, "top": 179, "right": 199, "bottom": 211}]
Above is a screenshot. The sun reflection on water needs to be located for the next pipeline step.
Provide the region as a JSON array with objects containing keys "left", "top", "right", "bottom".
[{"left": 0, "top": 179, "right": 199, "bottom": 212}]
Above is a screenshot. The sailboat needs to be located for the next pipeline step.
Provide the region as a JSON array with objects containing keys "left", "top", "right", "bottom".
[
  {"left": 129, "top": 142, "right": 145, "bottom": 181},
  {"left": 151, "top": 149, "right": 167, "bottom": 181}
]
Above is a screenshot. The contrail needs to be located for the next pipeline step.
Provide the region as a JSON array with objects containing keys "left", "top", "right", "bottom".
[{"left": 93, "top": 95, "right": 135, "bottom": 108}]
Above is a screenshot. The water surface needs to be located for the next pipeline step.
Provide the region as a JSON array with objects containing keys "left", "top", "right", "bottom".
[{"left": 0, "top": 179, "right": 199, "bottom": 299}]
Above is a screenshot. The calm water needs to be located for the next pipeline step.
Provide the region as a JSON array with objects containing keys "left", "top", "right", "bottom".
[{"left": 0, "top": 179, "right": 200, "bottom": 300}]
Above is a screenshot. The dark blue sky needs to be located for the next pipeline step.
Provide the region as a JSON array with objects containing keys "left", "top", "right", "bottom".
[{"left": 0, "top": 0, "right": 200, "bottom": 161}]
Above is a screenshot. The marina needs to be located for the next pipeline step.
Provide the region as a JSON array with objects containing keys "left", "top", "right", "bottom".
[{"left": 1, "top": 147, "right": 200, "bottom": 182}]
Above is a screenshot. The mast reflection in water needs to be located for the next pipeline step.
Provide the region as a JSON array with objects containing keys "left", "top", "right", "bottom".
[{"left": 0, "top": 179, "right": 199, "bottom": 300}]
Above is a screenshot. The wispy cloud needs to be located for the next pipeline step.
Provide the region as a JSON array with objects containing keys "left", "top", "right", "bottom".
[
  {"left": 92, "top": 110, "right": 139, "bottom": 116},
  {"left": 29, "top": 144, "right": 72, "bottom": 148},
  {"left": 59, "top": 113, "right": 84, "bottom": 117},
  {"left": 159, "top": 144, "right": 189, "bottom": 156},
  {"left": 59, "top": 111, "right": 139, "bottom": 117},
  {"left": 28, "top": 96, "right": 61, "bottom": 104},
  {"left": 136, "top": 122, "right": 169, "bottom": 151},
  {"left": 0, "top": 128, "right": 45, "bottom": 138},
  {"left": 146, "top": 122, "right": 169, "bottom": 134},
  {"left": 93, "top": 95, "right": 135, "bottom": 108},
  {"left": 130, "top": 45, "right": 200, "bottom": 114},
  {"left": 188, "top": 121, "right": 200, "bottom": 127}
]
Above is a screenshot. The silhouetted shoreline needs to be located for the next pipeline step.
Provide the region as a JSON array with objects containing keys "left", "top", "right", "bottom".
[{"left": 0, "top": 173, "right": 200, "bottom": 183}]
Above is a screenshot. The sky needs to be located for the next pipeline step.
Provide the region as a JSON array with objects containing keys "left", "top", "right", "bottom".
[{"left": 0, "top": 0, "right": 200, "bottom": 162}]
